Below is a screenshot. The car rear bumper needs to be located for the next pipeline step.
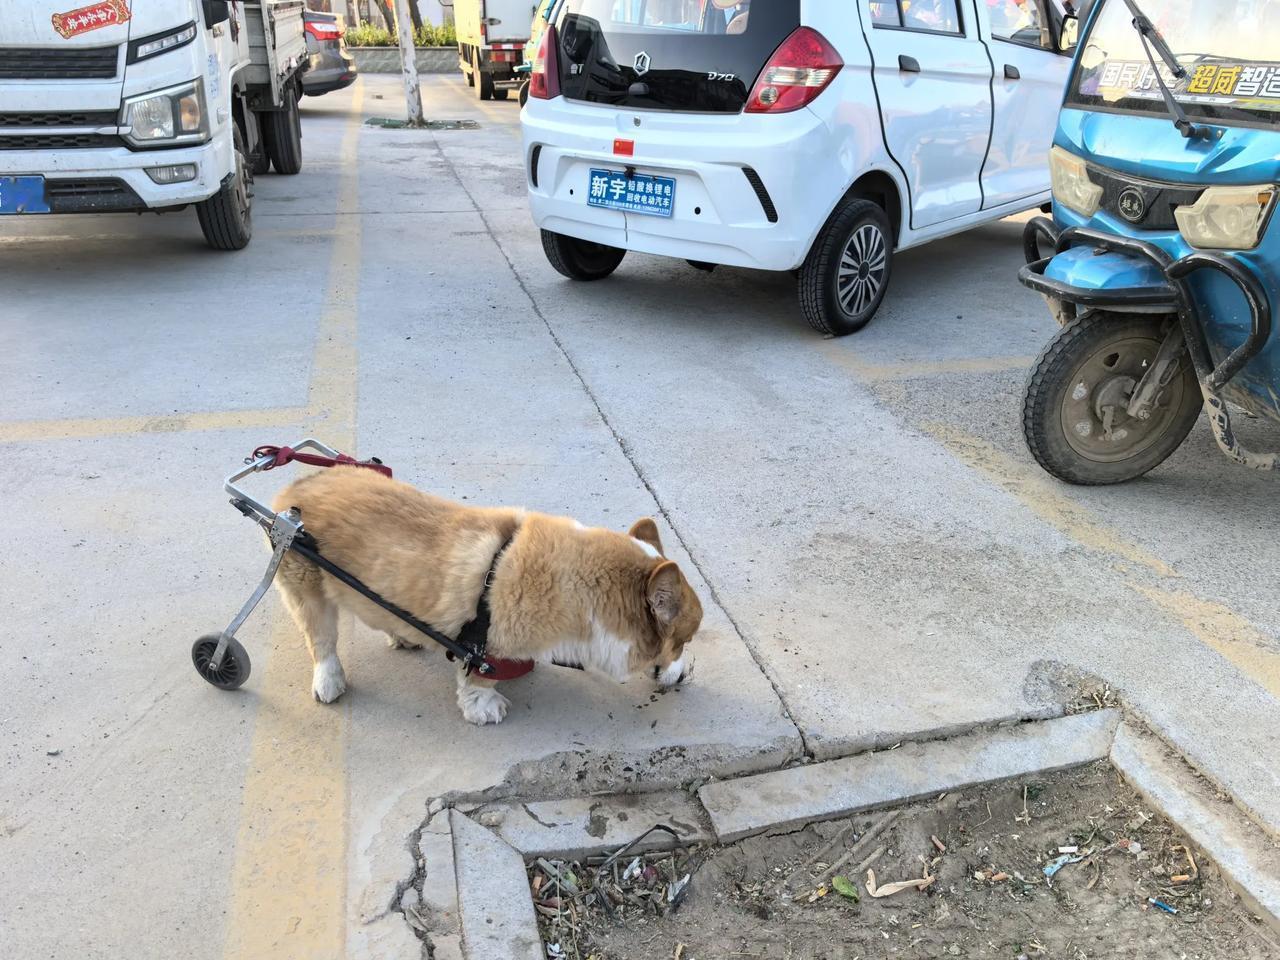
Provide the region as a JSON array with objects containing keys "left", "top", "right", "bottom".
[
  {"left": 0, "top": 137, "right": 230, "bottom": 210},
  {"left": 522, "top": 96, "right": 840, "bottom": 271}
]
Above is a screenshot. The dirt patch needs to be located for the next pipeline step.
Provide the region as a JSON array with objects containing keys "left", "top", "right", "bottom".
[{"left": 529, "top": 761, "right": 1276, "bottom": 959}]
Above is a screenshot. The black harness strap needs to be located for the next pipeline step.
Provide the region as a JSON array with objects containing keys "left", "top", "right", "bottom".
[{"left": 455, "top": 533, "right": 515, "bottom": 672}]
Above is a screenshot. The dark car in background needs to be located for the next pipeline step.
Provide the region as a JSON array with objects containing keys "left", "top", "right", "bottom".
[{"left": 302, "top": 10, "right": 357, "bottom": 97}]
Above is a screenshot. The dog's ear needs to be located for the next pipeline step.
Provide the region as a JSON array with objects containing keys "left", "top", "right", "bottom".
[
  {"left": 628, "top": 518, "right": 664, "bottom": 556},
  {"left": 646, "top": 561, "right": 684, "bottom": 627}
]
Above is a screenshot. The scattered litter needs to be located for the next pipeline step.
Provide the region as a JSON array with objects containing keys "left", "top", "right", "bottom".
[
  {"left": 865, "top": 867, "right": 935, "bottom": 898},
  {"left": 1148, "top": 897, "right": 1179, "bottom": 915},
  {"left": 831, "top": 875, "right": 860, "bottom": 902},
  {"left": 1170, "top": 845, "right": 1199, "bottom": 884},
  {"left": 804, "top": 883, "right": 829, "bottom": 903},
  {"left": 46, "top": 749, "right": 61, "bottom": 756},
  {"left": 931, "top": 835, "right": 947, "bottom": 854},
  {"left": 1042, "top": 852, "right": 1085, "bottom": 880},
  {"left": 1058, "top": 845, "right": 1079, "bottom": 854},
  {"left": 672, "top": 943, "right": 685, "bottom": 960},
  {"left": 668, "top": 874, "right": 690, "bottom": 903},
  {"left": 546, "top": 943, "right": 564, "bottom": 958}
]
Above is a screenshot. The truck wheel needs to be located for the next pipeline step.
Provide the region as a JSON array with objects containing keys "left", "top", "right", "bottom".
[
  {"left": 1023, "top": 311, "right": 1203, "bottom": 485},
  {"left": 474, "top": 51, "right": 494, "bottom": 101},
  {"left": 197, "top": 126, "right": 253, "bottom": 251},
  {"left": 262, "top": 89, "right": 303, "bottom": 175},
  {"left": 798, "top": 198, "right": 893, "bottom": 336},
  {"left": 541, "top": 230, "right": 625, "bottom": 281},
  {"left": 493, "top": 88, "right": 510, "bottom": 101}
]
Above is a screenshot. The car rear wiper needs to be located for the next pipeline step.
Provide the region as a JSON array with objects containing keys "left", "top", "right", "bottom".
[{"left": 1121, "top": 0, "right": 1209, "bottom": 138}]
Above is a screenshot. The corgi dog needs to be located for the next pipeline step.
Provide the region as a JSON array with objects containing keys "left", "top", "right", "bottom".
[{"left": 271, "top": 467, "right": 702, "bottom": 724}]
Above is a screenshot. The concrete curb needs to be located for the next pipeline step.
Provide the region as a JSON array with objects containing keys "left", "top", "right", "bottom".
[
  {"left": 350, "top": 47, "right": 457, "bottom": 74},
  {"left": 450, "top": 810, "right": 542, "bottom": 960},
  {"left": 699, "top": 710, "right": 1120, "bottom": 842},
  {"left": 435, "top": 710, "right": 1280, "bottom": 957},
  {"left": 1110, "top": 722, "right": 1280, "bottom": 932}
]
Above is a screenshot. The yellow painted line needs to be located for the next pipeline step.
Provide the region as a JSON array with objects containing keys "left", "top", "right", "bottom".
[
  {"left": 222, "top": 82, "right": 364, "bottom": 960},
  {"left": 1133, "top": 585, "right": 1280, "bottom": 701},
  {"left": 0, "top": 407, "right": 312, "bottom": 444},
  {"left": 821, "top": 342, "right": 1036, "bottom": 383},
  {"left": 920, "top": 421, "right": 1178, "bottom": 578}
]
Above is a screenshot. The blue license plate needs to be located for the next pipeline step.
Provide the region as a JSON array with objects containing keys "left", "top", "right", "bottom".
[
  {"left": 587, "top": 168, "right": 675, "bottom": 218},
  {"left": 0, "top": 176, "right": 49, "bottom": 215}
]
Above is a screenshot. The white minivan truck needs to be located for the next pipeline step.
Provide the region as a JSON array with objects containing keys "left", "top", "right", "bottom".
[{"left": 522, "top": 0, "right": 1076, "bottom": 334}]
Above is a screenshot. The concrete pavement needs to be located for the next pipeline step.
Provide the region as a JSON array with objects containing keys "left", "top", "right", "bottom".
[{"left": 1, "top": 74, "right": 1277, "bottom": 959}]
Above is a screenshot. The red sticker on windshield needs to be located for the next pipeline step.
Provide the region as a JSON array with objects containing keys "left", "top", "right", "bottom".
[{"left": 51, "top": 0, "right": 130, "bottom": 39}]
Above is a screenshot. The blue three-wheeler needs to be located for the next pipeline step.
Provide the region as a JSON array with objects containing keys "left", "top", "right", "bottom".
[{"left": 1020, "top": 0, "right": 1279, "bottom": 484}]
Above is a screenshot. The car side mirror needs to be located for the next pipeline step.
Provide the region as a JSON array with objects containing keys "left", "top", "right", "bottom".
[
  {"left": 1058, "top": 14, "right": 1079, "bottom": 52},
  {"left": 203, "top": 0, "right": 231, "bottom": 27}
]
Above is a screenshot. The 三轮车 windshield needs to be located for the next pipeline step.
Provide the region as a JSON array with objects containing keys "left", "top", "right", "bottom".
[{"left": 1067, "top": 0, "right": 1280, "bottom": 126}]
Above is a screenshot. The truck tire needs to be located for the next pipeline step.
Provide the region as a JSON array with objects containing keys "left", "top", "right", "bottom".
[
  {"left": 474, "top": 50, "right": 493, "bottom": 101},
  {"left": 798, "top": 198, "right": 893, "bottom": 336},
  {"left": 197, "top": 127, "right": 253, "bottom": 251},
  {"left": 1022, "top": 311, "right": 1203, "bottom": 485},
  {"left": 262, "top": 87, "right": 302, "bottom": 175},
  {"left": 493, "top": 87, "right": 509, "bottom": 101},
  {"left": 541, "top": 230, "right": 626, "bottom": 281}
]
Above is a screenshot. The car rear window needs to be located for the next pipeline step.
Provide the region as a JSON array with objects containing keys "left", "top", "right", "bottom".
[{"left": 553, "top": 0, "right": 801, "bottom": 113}]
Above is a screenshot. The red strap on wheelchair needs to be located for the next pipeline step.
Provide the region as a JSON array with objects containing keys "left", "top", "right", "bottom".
[{"left": 253, "top": 445, "right": 393, "bottom": 479}]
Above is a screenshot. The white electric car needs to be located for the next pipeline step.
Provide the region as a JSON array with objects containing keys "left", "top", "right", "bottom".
[{"left": 522, "top": 0, "right": 1077, "bottom": 334}]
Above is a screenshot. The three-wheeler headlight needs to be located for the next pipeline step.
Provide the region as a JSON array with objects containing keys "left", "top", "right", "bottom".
[
  {"left": 1050, "top": 146, "right": 1103, "bottom": 218},
  {"left": 1175, "top": 185, "right": 1276, "bottom": 251}
]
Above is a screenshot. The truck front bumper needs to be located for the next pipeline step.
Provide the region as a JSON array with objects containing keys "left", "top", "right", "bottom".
[{"left": 0, "top": 137, "right": 232, "bottom": 213}]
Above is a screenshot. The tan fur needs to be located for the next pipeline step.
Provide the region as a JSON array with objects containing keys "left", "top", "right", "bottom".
[{"left": 270, "top": 468, "right": 703, "bottom": 724}]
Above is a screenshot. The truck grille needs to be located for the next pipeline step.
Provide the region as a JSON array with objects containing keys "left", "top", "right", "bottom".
[
  {"left": 0, "top": 133, "right": 123, "bottom": 150},
  {"left": 0, "top": 111, "right": 118, "bottom": 128},
  {"left": 46, "top": 178, "right": 144, "bottom": 213},
  {"left": 0, "top": 46, "right": 120, "bottom": 79}
]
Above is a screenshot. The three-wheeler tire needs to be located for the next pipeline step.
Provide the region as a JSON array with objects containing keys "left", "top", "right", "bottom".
[
  {"left": 197, "top": 126, "right": 253, "bottom": 250},
  {"left": 1023, "top": 311, "right": 1204, "bottom": 485},
  {"left": 799, "top": 198, "right": 894, "bottom": 336},
  {"left": 541, "top": 230, "right": 626, "bottom": 281},
  {"left": 192, "top": 634, "right": 252, "bottom": 691},
  {"left": 262, "top": 88, "right": 303, "bottom": 175}
]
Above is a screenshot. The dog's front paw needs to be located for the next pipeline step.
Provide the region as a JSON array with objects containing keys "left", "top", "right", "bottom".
[
  {"left": 458, "top": 685, "right": 509, "bottom": 725},
  {"left": 312, "top": 655, "right": 348, "bottom": 703}
]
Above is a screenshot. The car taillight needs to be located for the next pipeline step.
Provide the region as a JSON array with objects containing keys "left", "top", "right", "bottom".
[
  {"left": 529, "top": 26, "right": 560, "bottom": 101},
  {"left": 745, "top": 27, "right": 842, "bottom": 114},
  {"left": 305, "top": 21, "right": 343, "bottom": 42}
]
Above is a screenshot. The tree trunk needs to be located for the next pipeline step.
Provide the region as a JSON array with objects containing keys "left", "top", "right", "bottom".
[
  {"left": 393, "top": 0, "right": 424, "bottom": 126},
  {"left": 407, "top": 0, "right": 423, "bottom": 32},
  {"left": 373, "top": 0, "right": 395, "bottom": 30}
]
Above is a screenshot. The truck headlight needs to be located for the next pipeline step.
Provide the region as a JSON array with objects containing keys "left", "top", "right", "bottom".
[
  {"left": 122, "top": 81, "right": 209, "bottom": 148},
  {"left": 1174, "top": 185, "right": 1276, "bottom": 250},
  {"left": 1050, "top": 146, "right": 1103, "bottom": 218}
]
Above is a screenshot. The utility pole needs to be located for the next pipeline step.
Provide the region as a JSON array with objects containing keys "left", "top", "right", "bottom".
[{"left": 393, "top": 0, "right": 425, "bottom": 126}]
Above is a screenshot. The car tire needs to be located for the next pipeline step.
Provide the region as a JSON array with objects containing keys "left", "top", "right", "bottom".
[
  {"left": 197, "top": 126, "right": 253, "bottom": 251},
  {"left": 1023, "top": 311, "right": 1203, "bottom": 485},
  {"left": 798, "top": 198, "right": 893, "bottom": 336},
  {"left": 541, "top": 230, "right": 626, "bottom": 281},
  {"left": 262, "top": 87, "right": 303, "bottom": 175}
]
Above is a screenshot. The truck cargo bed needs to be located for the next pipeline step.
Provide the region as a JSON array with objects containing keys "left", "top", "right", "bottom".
[{"left": 242, "top": 0, "right": 306, "bottom": 105}]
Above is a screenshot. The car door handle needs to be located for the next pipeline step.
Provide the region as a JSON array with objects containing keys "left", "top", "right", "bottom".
[
  {"left": 1004, "top": 64, "right": 1021, "bottom": 80},
  {"left": 898, "top": 55, "right": 921, "bottom": 73}
]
